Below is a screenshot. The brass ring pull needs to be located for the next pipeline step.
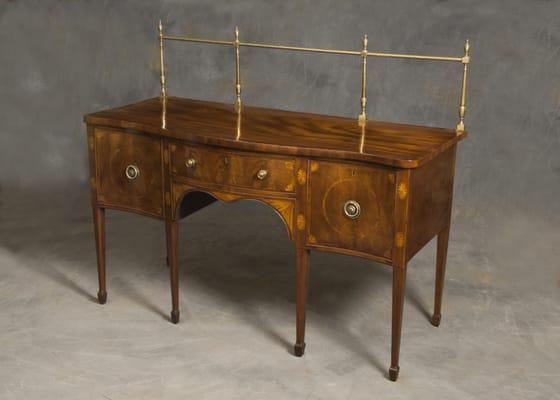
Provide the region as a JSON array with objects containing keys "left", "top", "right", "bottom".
[
  {"left": 185, "top": 158, "right": 197, "bottom": 168},
  {"left": 125, "top": 165, "right": 140, "bottom": 180},
  {"left": 343, "top": 200, "right": 361, "bottom": 219},
  {"left": 256, "top": 169, "right": 268, "bottom": 180}
]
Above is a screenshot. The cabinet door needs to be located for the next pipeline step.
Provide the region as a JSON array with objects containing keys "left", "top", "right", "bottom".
[
  {"left": 95, "top": 129, "right": 163, "bottom": 218},
  {"left": 307, "top": 161, "right": 395, "bottom": 260}
]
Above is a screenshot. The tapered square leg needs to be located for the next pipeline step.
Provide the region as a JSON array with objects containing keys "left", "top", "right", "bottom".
[
  {"left": 389, "top": 265, "right": 407, "bottom": 381},
  {"left": 165, "top": 220, "right": 171, "bottom": 268},
  {"left": 432, "top": 225, "right": 450, "bottom": 327},
  {"left": 294, "top": 246, "right": 310, "bottom": 357},
  {"left": 166, "top": 219, "right": 180, "bottom": 324},
  {"left": 92, "top": 207, "right": 107, "bottom": 304}
]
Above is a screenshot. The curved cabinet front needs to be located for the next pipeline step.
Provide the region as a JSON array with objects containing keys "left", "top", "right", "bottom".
[
  {"left": 306, "top": 161, "right": 396, "bottom": 261},
  {"left": 94, "top": 128, "right": 164, "bottom": 218}
]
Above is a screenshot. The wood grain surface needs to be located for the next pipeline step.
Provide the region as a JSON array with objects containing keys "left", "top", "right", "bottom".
[{"left": 85, "top": 97, "right": 465, "bottom": 168}]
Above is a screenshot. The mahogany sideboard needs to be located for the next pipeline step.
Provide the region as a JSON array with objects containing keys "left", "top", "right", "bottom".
[{"left": 84, "top": 96, "right": 465, "bottom": 381}]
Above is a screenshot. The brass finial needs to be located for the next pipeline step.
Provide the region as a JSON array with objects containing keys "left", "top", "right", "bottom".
[
  {"left": 462, "top": 39, "right": 470, "bottom": 64},
  {"left": 234, "top": 26, "right": 242, "bottom": 112},
  {"left": 358, "top": 34, "right": 368, "bottom": 126},
  {"left": 456, "top": 39, "right": 470, "bottom": 134}
]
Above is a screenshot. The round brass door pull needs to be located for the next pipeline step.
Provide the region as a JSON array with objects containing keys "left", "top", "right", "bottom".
[
  {"left": 343, "top": 200, "right": 361, "bottom": 219},
  {"left": 125, "top": 165, "right": 140, "bottom": 180},
  {"left": 256, "top": 169, "right": 268, "bottom": 180},
  {"left": 185, "top": 158, "right": 197, "bottom": 168}
]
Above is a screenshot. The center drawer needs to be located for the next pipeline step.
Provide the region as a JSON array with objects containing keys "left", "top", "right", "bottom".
[{"left": 170, "top": 143, "right": 296, "bottom": 193}]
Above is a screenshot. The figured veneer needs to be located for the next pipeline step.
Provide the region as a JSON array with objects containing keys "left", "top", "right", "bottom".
[
  {"left": 85, "top": 97, "right": 463, "bottom": 168},
  {"left": 170, "top": 143, "right": 296, "bottom": 193},
  {"left": 307, "top": 161, "right": 395, "bottom": 261}
]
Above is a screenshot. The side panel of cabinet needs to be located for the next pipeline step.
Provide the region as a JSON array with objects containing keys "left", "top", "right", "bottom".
[
  {"left": 307, "top": 161, "right": 396, "bottom": 260},
  {"left": 406, "top": 145, "right": 456, "bottom": 261},
  {"left": 95, "top": 128, "right": 164, "bottom": 218}
]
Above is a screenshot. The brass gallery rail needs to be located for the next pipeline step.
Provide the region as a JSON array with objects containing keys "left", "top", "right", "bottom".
[{"left": 157, "top": 21, "right": 470, "bottom": 134}]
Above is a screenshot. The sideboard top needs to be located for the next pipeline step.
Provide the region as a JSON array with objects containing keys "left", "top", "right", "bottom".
[{"left": 84, "top": 97, "right": 465, "bottom": 168}]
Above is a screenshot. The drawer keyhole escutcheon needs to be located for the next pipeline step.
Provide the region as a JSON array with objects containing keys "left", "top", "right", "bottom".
[
  {"left": 125, "top": 165, "right": 140, "bottom": 180},
  {"left": 186, "top": 158, "right": 197, "bottom": 168},
  {"left": 343, "top": 200, "right": 361, "bottom": 219},
  {"left": 256, "top": 169, "right": 268, "bottom": 180}
]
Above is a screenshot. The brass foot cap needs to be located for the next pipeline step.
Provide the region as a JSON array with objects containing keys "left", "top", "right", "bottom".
[
  {"left": 431, "top": 313, "right": 441, "bottom": 327},
  {"left": 294, "top": 342, "right": 306, "bottom": 357},
  {"left": 97, "top": 290, "right": 107, "bottom": 305},
  {"left": 389, "top": 366, "right": 400, "bottom": 382},
  {"left": 170, "top": 310, "right": 180, "bottom": 324}
]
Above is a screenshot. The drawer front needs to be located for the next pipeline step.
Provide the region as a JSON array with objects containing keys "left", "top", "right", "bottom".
[
  {"left": 95, "top": 129, "right": 163, "bottom": 217},
  {"left": 170, "top": 144, "right": 296, "bottom": 193},
  {"left": 307, "top": 161, "right": 395, "bottom": 259}
]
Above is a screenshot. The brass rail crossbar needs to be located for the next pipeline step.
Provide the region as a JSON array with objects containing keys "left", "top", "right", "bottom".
[{"left": 157, "top": 21, "right": 470, "bottom": 134}]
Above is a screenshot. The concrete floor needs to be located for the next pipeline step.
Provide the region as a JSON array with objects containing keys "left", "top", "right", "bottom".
[{"left": 0, "top": 185, "right": 559, "bottom": 400}]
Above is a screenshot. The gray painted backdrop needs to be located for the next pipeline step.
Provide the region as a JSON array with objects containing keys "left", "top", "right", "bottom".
[
  {"left": 1, "top": 2, "right": 560, "bottom": 397},
  {"left": 1, "top": 1, "right": 559, "bottom": 222},
  {"left": 0, "top": 0, "right": 560, "bottom": 247}
]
